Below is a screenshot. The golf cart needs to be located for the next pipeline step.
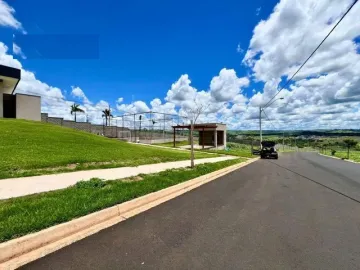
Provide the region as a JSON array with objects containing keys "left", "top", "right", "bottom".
[{"left": 260, "top": 141, "right": 278, "bottom": 159}]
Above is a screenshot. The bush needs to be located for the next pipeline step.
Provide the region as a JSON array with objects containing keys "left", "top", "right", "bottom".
[
  {"left": 331, "top": 149, "right": 336, "bottom": 156},
  {"left": 75, "top": 178, "right": 106, "bottom": 189}
]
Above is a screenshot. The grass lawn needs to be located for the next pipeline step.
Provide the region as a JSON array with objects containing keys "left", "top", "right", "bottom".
[
  {"left": 206, "top": 142, "right": 254, "bottom": 158},
  {"left": 155, "top": 140, "right": 192, "bottom": 148},
  {"left": 322, "top": 148, "right": 360, "bottom": 162},
  {"left": 0, "top": 119, "right": 214, "bottom": 179},
  {"left": 0, "top": 158, "right": 245, "bottom": 243},
  {"left": 156, "top": 141, "right": 255, "bottom": 158}
]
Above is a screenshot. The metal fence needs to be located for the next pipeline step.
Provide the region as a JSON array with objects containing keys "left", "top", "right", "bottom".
[{"left": 113, "top": 111, "right": 190, "bottom": 144}]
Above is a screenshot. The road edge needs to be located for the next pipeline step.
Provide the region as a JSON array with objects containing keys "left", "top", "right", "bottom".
[{"left": 0, "top": 157, "right": 258, "bottom": 270}]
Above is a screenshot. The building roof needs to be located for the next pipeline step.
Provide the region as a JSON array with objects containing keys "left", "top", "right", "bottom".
[
  {"left": 172, "top": 123, "right": 226, "bottom": 130},
  {"left": 0, "top": 65, "right": 21, "bottom": 94}
]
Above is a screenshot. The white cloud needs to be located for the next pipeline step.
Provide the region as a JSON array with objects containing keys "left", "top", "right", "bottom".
[
  {"left": 210, "top": 68, "right": 249, "bottom": 102},
  {"left": 117, "top": 97, "right": 124, "bottom": 103},
  {"left": 165, "top": 74, "right": 197, "bottom": 104},
  {"left": 71, "top": 86, "right": 91, "bottom": 104},
  {"left": 0, "top": 0, "right": 25, "bottom": 32},
  {"left": 117, "top": 100, "right": 150, "bottom": 114},
  {"left": 13, "top": 43, "right": 26, "bottom": 59},
  {"left": 242, "top": 0, "right": 360, "bottom": 129}
]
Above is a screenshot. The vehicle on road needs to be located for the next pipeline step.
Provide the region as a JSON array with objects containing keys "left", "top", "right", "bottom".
[{"left": 260, "top": 141, "right": 278, "bottom": 159}]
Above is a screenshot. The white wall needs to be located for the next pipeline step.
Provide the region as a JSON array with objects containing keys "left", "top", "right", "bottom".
[{"left": 16, "top": 94, "right": 41, "bottom": 121}]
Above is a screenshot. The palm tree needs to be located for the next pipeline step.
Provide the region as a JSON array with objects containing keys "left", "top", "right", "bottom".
[
  {"left": 102, "top": 109, "right": 113, "bottom": 126},
  {"left": 70, "top": 104, "right": 85, "bottom": 122}
]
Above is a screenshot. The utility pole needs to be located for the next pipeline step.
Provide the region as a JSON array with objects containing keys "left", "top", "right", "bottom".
[
  {"left": 259, "top": 107, "right": 262, "bottom": 147},
  {"left": 282, "top": 131, "right": 285, "bottom": 151}
]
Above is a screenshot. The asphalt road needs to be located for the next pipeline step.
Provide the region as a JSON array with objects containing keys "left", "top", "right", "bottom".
[{"left": 22, "top": 153, "right": 360, "bottom": 270}]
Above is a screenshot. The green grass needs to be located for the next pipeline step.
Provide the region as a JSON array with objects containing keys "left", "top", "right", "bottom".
[
  {"left": 206, "top": 142, "right": 254, "bottom": 158},
  {"left": 155, "top": 140, "right": 195, "bottom": 148},
  {"left": 0, "top": 158, "right": 245, "bottom": 243},
  {"left": 322, "top": 148, "right": 360, "bottom": 162},
  {"left": 0, "top": 119, "right": 214, "bottom": 179},
  {"left": 156, "top": 141, "right": 255, "bottom": 158}
]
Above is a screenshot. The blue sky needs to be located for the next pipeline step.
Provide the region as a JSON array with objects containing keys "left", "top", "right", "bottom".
[
  {"left": 1, "top": 0, "right": 360, "bottom": 129},
  {"left": 3, "top": 0, "right": 276, "bottom": 105}
]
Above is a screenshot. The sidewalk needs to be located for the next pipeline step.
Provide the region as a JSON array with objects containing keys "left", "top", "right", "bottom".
[{"left": 0, "top": 157, "right": 236, "bottom": 200}]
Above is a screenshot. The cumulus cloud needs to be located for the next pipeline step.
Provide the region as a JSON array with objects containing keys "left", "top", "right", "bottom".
[
  {"left": 118, "top": 69, "right": 250, "bottom": 127},
  {"left": 165, "top": 74, "right": 197, "bottom": 104},
  {"left": 210, "top": 68, "right": 249, "bottom": 102},
  {"left": 242, "top": 0, "right": 360, "bottom": 129}
]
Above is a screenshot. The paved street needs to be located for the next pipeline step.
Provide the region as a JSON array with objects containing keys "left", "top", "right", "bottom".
[{"left": 22, "top": 153, "right": 360, "bottom": 270}]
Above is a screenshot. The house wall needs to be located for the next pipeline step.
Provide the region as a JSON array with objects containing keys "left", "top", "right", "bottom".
[
  {"left": 15, "top": 94, "right": 41, "bottom": 121},
  {"left": 199, "top": 131, "right": 215, "bottom": 146},
  {"left": 217, "top": 131, "right": 224, "bottom": 145}
]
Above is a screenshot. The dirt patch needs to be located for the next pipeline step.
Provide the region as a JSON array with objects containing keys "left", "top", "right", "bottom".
[
  {"left": 25, "top": 161, "right": 119, "bottom": 174},
  {"left": 122, "top": 176, "right": 144, "bottom": 182}
]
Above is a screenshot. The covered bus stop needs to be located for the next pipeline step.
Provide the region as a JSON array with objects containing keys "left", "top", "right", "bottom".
[{"left": 172, "top": 123, "right": 227, "bottom": 150}]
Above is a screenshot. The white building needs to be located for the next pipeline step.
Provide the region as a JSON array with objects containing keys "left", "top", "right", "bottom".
[{"left": 0, "top": 64, "right": 41, "bottom": 121}]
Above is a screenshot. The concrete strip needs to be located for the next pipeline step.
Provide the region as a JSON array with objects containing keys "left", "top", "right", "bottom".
[
  {"left": 0, "top": 158, "right": 258, "bottom": 269},
  {"left": 0, "top": 156, "right": 235, "bottom": 200}
]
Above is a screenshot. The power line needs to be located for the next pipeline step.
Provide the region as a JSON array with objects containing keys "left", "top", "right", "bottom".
[
  {"left": 261, "top": 109, "right": 277, "bottom": 130},
  {"left": 263, "top": 0, "right": 358, "bottom": 109}
]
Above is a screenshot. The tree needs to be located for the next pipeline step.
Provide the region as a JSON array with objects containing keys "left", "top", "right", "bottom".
[
  {"left": 183, "top": 97, "right": 209, "bottom": 124},
  {"left": 343, "top": 139, "right": 358, "bottom": 159},
  {"left": 182, "top": 96, "right": 210, "bottom": 168},
  {"left": 70, "top": 104, "right": 85, "bottom": 122},
  {"left": 102, "top": 109, "right": 113, "bottom": 126}
]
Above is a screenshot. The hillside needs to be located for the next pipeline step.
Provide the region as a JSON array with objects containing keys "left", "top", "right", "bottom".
[{"left": 0, "top": 119, "right": 212, "bottom": 179}]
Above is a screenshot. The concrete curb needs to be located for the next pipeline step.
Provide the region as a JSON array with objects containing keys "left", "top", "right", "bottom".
[
  {"left": 0, "top": 158, "right": 258, "bottom": 269},
  {"left": 318, "top": 153, "right": 360, "bottom": 164}
]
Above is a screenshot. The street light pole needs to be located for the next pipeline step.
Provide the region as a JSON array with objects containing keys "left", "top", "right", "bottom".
[{"left": 259, "top": 97, "right": 284, "bottom": 148}]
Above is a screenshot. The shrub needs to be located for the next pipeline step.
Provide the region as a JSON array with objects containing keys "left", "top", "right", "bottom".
[
  {"left": 331, "top": 149, "right": 336, "bottom": 156},
  {"left": 75, "top": 178, "right": 106, "bottom": 189}
]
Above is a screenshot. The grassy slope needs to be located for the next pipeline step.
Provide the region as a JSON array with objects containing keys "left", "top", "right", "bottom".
[
  {"left": 0, "top": 158, "right": 245, "bottom": 242},
  {"left": 0, "top": 119, "right": 213, "bottom": 179}
]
